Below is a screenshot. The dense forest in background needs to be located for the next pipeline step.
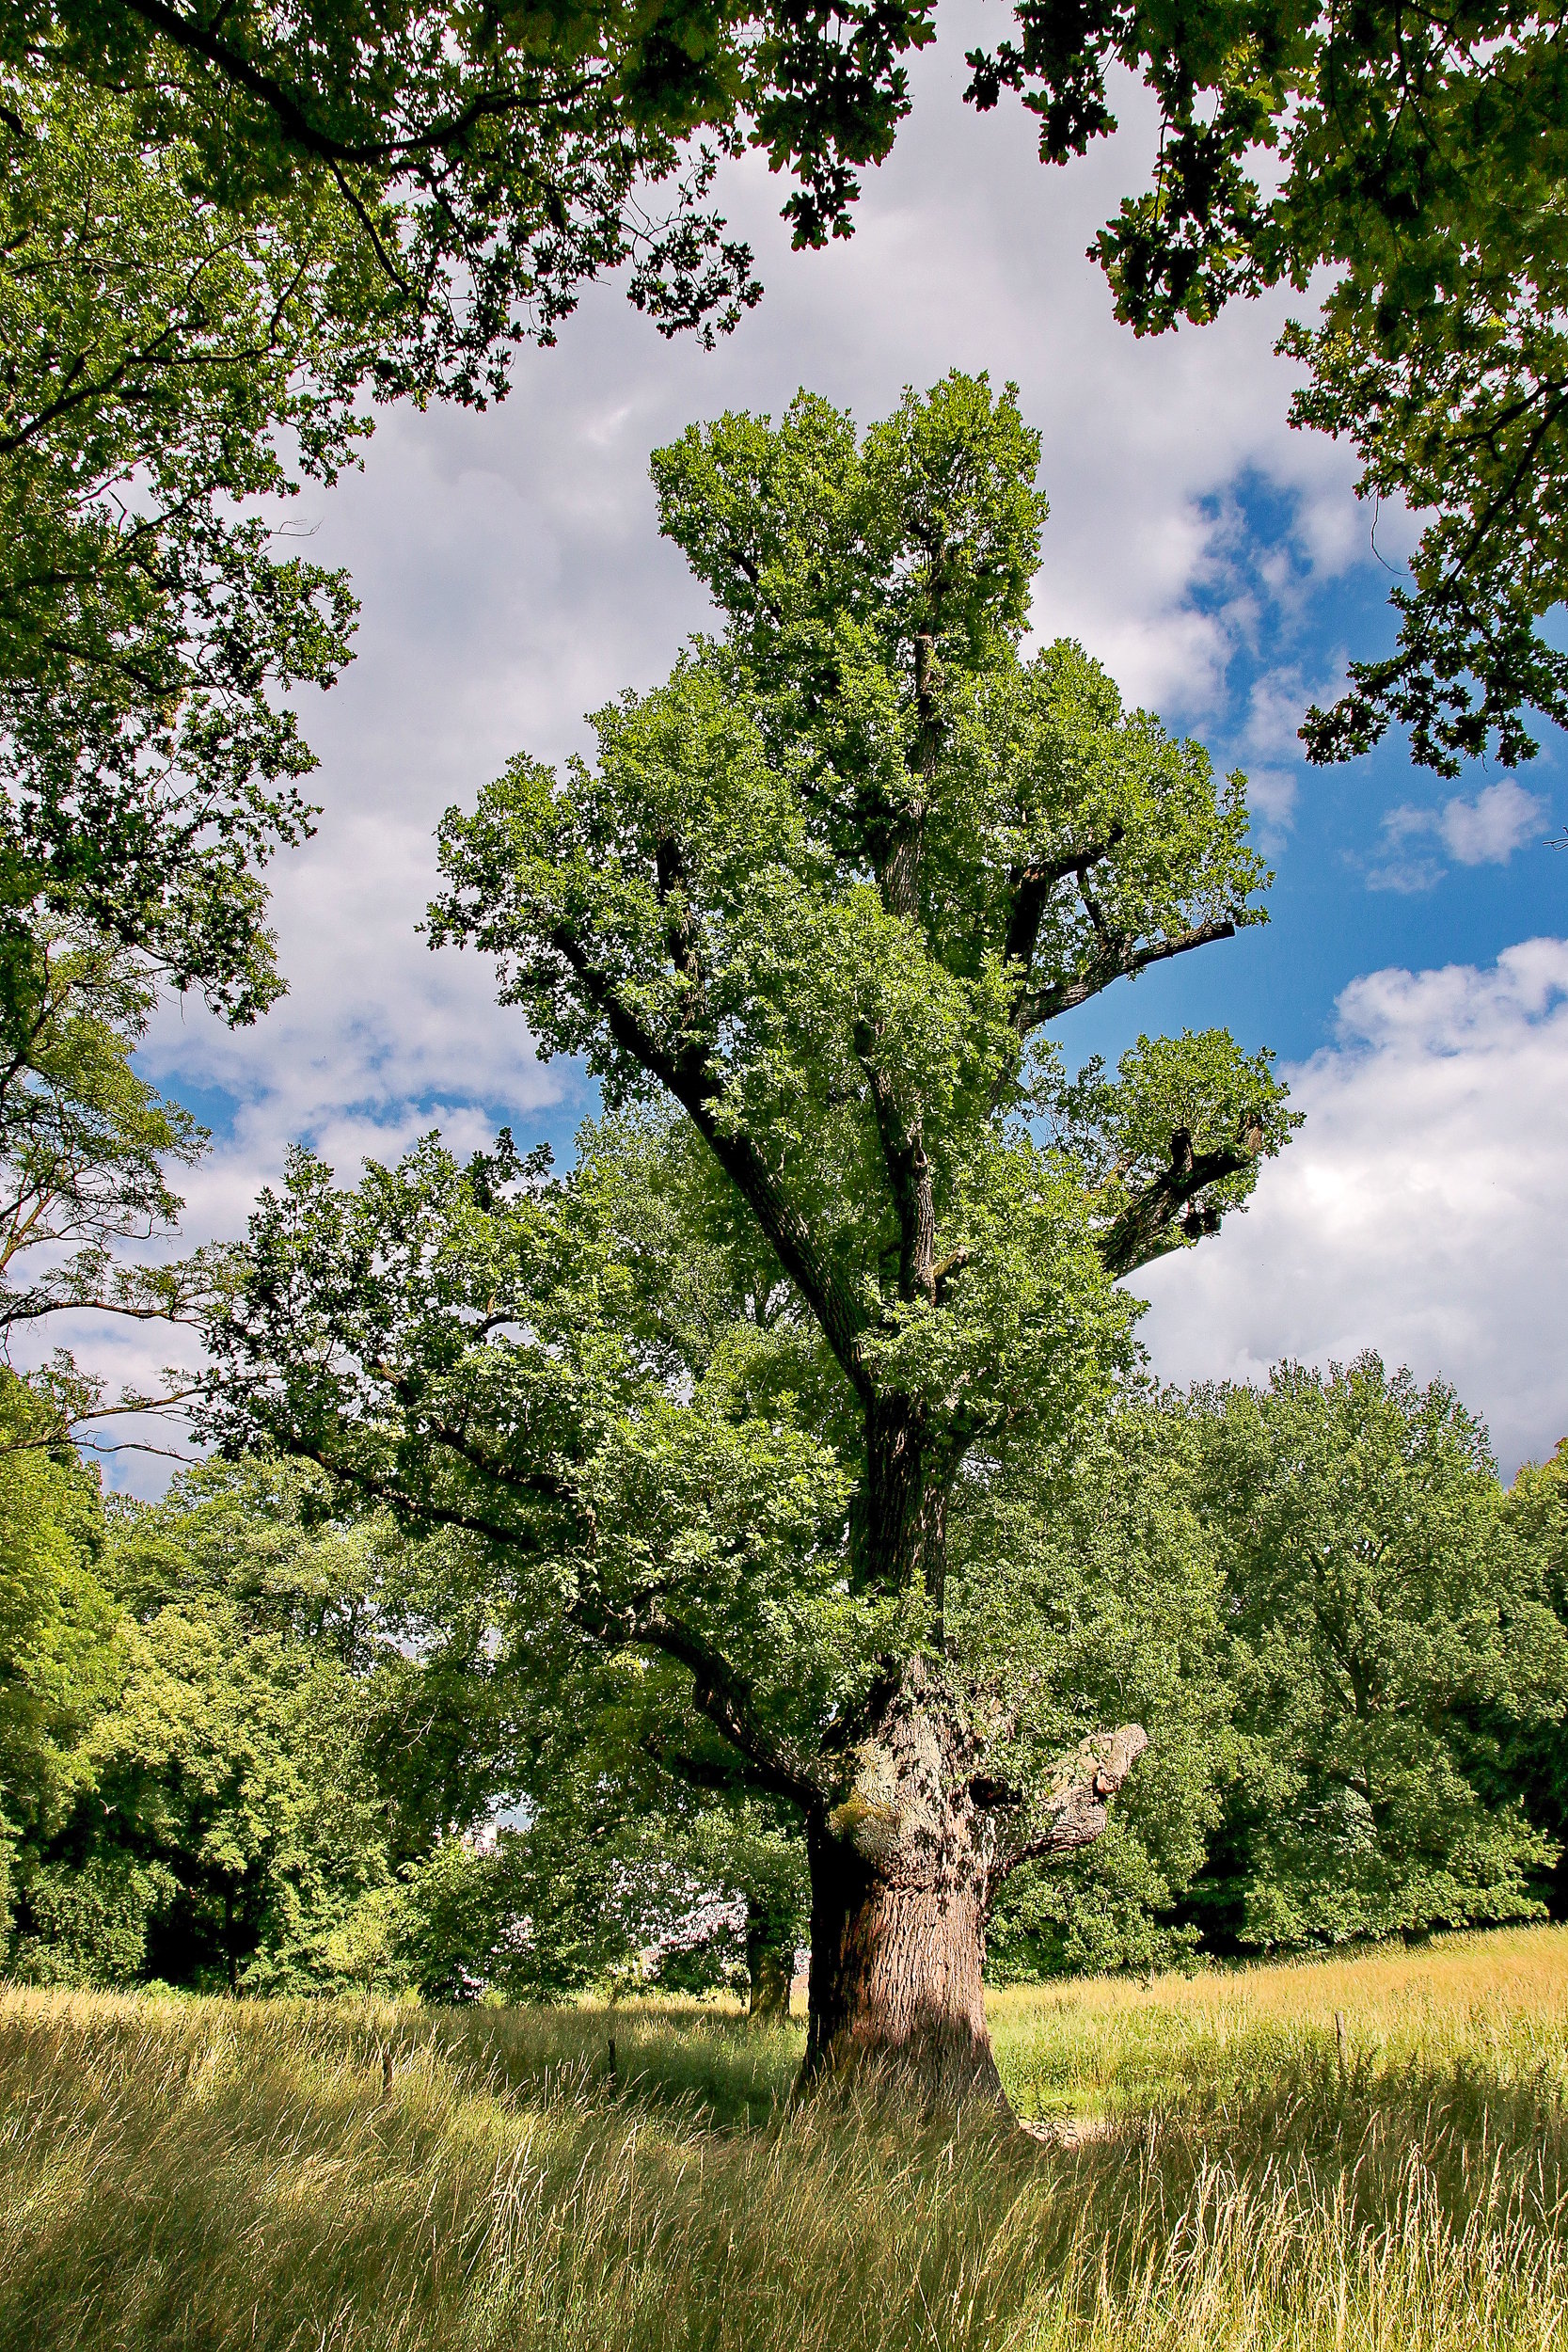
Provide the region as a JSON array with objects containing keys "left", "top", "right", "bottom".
[{"left": 4, "top": 1352, "right": 1563, "bottom": 2003}]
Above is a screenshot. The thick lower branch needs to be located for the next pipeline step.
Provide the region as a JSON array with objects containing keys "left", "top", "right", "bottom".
[
  {"left": 119, "top": 0, "right": 585, "bottom": 170},
  {"left": 640, "top": 1737, "right": 752, "bottom": 1795},
  {"left": 264, "top": 1436, "right": 551, "bottom": 1554},
  {"left": 583, "top": 1596, "right": 823, "bottom": 1814},
  {"left": 986, "top": 1724, "right": 1148, "bottom": 1885}
]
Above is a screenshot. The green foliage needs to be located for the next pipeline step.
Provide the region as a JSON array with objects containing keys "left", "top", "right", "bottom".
[
  {"left": 0, "top": 1372, "right": 123, "bottom": 1923},
  {"left": 963, "top": 1398, "right": 1227, "bottom": 1979},
  {"left": 4, "top": 1457, "right": 469, "bottom": 1993},
  {"left": 8, "top": 0, "right": 936, "bottom": 390},
  {"left": 9, "top": 0, "right": 1560, "bottom": 818},
  {"left": 1509, "top": 1438, "right": 1568, "bottom": 1624},
  {"left": 493, "top": 1628, "right": 811, "bottom": 2004},
  {"left": 0, "top": 931, "right": 205, "bottom": 1335},
  {"left": 965, "top": 0, "right": 1568, "bottom": 774},
  {"left": 0, "top": 70, "right": 362, "bottom": 1018},
  {"left": 1183, "top": 1357, "right": 1564, "bottom": 1952},
  {"left": 1499, "top": 1439, "right": 1568, "bottom": 1913},
  {"left": 88, "top": 1572, "right": 395, "bottom": 1993},
  {"left": 8, "top": 1851, "right": 176, "bottom": 1988}
]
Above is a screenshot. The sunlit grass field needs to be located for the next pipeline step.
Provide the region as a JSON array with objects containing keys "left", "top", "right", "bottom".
[{"left": 3, "top": 1926, "right": 1567, "bottom": 2350}]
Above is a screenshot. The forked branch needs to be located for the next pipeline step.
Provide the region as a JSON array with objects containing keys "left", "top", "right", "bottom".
[
  {"left": 1098, "top": 1117, "right": 1264, "bottom": 1279},
  {"left": 579, "top": 1595, "right": 825, "bottom": 1814}
]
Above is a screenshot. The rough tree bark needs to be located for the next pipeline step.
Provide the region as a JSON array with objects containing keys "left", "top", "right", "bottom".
[{"left": 796, "top": 1661, "right": 1148, "bottom": 2106}]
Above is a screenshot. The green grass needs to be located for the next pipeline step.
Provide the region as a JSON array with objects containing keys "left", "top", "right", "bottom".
[{"left": 4, "top": 1927, "right": 1568, "bottom": 2348}]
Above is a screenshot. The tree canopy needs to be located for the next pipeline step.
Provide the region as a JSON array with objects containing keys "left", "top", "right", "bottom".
[
  {"left": 0, "top": 72, "right": 363, "bottom": 1022},
  {"left": 0, "top": 931, "right": 204, "bottom": 1339},
  {"left": 973, "top": 0, "right": 1568, "bottom": 777},
  {"left": 11, "top": 3, "right": 1560, "bottom": 777},
  {"left": 7, "top": 0, "right": 884, "bottom": 394},
  {"left": 1181, "top": 1357, "right": 1565, "bottom": 1951},
  {"left": 2, "top": 1450, "right": 511, "bottom": 1994}
]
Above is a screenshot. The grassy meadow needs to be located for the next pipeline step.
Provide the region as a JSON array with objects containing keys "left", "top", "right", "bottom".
[{"left": 3, "top": 1928, "right": 1567, "bottom": 2352}]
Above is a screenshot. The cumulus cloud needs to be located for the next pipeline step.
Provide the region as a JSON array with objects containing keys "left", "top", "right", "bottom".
[
  {"left": 1243, "top": 767, "right": 1299, "bottom": 845},
  {"left": 1135, "top": 938, "right": 1568, "bottom": 1474},
  {"left": 1370, "top": 778, "right": 1551, "bottom": 891},
  {"left": 1228, "top": 659, "right": 1348, "bottom": 848}
]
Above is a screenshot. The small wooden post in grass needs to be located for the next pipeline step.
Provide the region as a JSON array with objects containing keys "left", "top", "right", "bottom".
[
  {"left": 1335, "top": 2011, "right": 1349, "bottom": 2086},
  {"left": 608, "top": 2036, "right": 617, "bottom": 2082},
  {"left": 382, "top": 2045, "right": 394, "bottom": 2096}
]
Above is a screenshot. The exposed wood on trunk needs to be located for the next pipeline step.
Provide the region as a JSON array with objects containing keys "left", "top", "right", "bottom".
[{"left": 985, "top": 1724, "right": 1151, "bottom": 1884}]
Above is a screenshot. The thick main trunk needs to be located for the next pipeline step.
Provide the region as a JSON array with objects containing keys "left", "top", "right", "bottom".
[
  {"left": 798, "top": 1669, "right": 1006, "bottom": 2106},
  {"left": 801, "top": 1823, "right": 1002, "bottom": 2103},
  {"left": 791, "top": 1667, "right": 1149, "bottom": 2107},
  {"left": 859, "top": 1394, "right": 951, "bottom": 1628}
]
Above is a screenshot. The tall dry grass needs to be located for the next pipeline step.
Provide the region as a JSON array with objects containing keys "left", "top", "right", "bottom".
[{"left": 1, "top": 1926, "right": 1565, "bottom": 2350}]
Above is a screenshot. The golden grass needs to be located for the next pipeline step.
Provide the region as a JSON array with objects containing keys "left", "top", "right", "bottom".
[{"left": 2, "top": 1927, "right": 1566, "bottom": 2350}]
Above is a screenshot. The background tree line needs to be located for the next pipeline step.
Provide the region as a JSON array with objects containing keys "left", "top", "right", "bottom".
[{"left": 3, "top": 1349, "right": 1562, "bottom": 2001}]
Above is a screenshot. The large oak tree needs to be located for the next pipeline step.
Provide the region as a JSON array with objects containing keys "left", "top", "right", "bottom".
[{"left": 208, "top": 375, "right": 1293, "bottom": 2101}]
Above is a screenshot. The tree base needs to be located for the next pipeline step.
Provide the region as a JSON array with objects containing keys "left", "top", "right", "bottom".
[
  {"left": 747, "top": 1940, "right": 794, "bottom": 2020},
  {"left": 799, "top": 1820, "right": 1008, "bottom": 2112}
]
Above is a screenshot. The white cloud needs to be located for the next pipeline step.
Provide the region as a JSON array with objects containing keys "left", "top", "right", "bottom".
[
  {"left": 1135, "top": 938, "right": 1568, "bottom": 1474},
  {"left": 1242, "top": 767, "right": 1298, "bottom": 848},
  {"left": 1370, "top": 778, "right": 1550, "bottom": 890},
  {"left": 1229, "top": 660, "right": 1348, "bottom": 849},
  {"left": 1441, "top": 778, "right": 1551, "bottom": 865}
]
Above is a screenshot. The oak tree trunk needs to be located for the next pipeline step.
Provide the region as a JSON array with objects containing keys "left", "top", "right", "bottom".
[
  {"left": 785, "top": 1414, "right": 1145, "bottom": 2109},
  {"left": 798, "top": 1669, "right": 1006, "bottom": 2106},
  {"left": 800, "top": 1820, "right": 1002, "bottom": 2102},
  {"left": 747, "top": 1933, "right": 794, "bottom": 2019}
]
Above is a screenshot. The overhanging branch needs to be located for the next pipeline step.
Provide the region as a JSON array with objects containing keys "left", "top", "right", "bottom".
[{"left": 1022, "top": 918, "right": 1237, "bottom": 1031}]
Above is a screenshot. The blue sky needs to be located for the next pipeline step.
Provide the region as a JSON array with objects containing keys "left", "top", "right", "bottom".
[
  {"left": 34, "top": 10, "right": 1566, "bottom": 1480},
  {"left": 1088, "top": 464, "right": 1565, "bottom": 1069}
]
